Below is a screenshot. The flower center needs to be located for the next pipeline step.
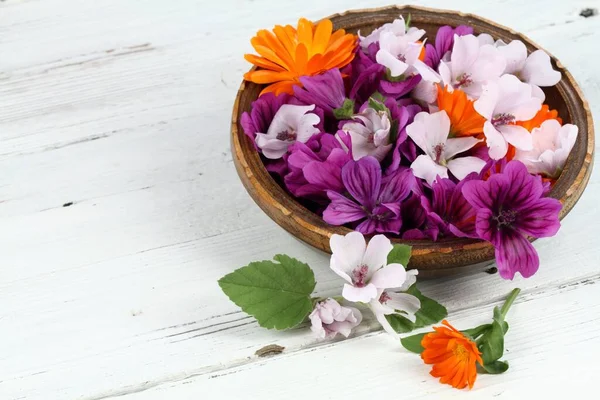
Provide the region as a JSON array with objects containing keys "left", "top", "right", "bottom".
[
  {"left": 351, "top": 265, "right": 369, "bottom": 287},
  {"left": 455, "top": 73, "right": 473, "bottom": 88},
  {"left": 495, "top": 209, "right": 517, "bottom": 227},
  {"left": 434, "top": 143, "right": 445, "bottom": 164},
  {"left": 453, "top": 343, "right": 469, "bottom": 362},
  {"left": 367, "top": 133, "right": 375, "bottom": 144},
  {"left": 379, "top": 291, "right": 391, "bottom": 304},
  {"left": 491, "top": 113, "right": 516, "bottom": 127},
  {"left": 276, "top": 129, "right": 297, "bottom": 141}
]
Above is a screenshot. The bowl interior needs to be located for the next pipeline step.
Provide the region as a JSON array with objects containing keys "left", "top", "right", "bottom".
[{"left": 232, "top": 5, "right": 593, "bottom": 273}]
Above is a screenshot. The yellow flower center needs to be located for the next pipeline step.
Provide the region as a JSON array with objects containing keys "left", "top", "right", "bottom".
[{"left": 453, "top": 344, "right": 470, "bottom": 362}]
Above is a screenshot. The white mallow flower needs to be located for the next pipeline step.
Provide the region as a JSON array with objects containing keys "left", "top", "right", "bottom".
[
  {"left": 474, "top": 74, "right": 542, "bottom": 160},
  {"left": 309, "top": 298, "right": 363, "bottom": 339},
  {"left": 407, "top": 110, "right": 486, "bottom": 185},
  {"left": 369, "top": 288, "right": 421, "bottom": 335},
  {"left": 341, "top": 108, "right": 393, "bottom": 161},
  {"left": 255, "top": 104, "right": 320, "bottom": 159},
  {"left": 514, "top": 119, "right": 578, "bottom": 178},
  {"left": 330, "top": 232, "right": 410, "bottom": 303},
  {"left": 438, "top": 34, "right": 506, "bottom": 99},
  {"left": 495, "top": 40, "right": 561, "bottom": 87},
  {"left": 366, "top": 16, "right": 439, "bottom": 83},
  {"left": 359, "top": 15, "right": 424, "bottom": 50}
]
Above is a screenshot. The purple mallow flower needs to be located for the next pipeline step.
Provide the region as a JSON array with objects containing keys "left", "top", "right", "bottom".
[
  {"left": 421, "top": 175, "right": 478, "bottom": 239},
  {"left": 424, "top": 25, "right": 474, "bottom": 69},
  {"left": 323, "top": 156, "right": 415, "bottom": 235},
  {"left": 462, "top": 161, "right": 562, "bottom": 279},
  {"left": 284, "top": 132, "right": 352, "bottom": 200},
  {"left": 293, "top": 69, "right": 347, "bottom": 116}
]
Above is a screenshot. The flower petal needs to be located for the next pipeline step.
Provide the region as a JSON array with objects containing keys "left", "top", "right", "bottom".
[
  {"left": 484, "top": 121, "right": 509, "bottom": 160},
  {"left": 516, "top": 197, "right": 562, "bottom": 237},
  {"left": 495, "top": 229, "right": 540, "bottom": 279},
  {"left": 497, "top": 40, "right": 527, "bottom": 75},
  {"left": 342, "top": 283, "right": 379, "bottom": 302},
  {"left": 341, "top": 157, "right": 382, "bottom": 209},
  {"left": 410, "top": 154, "right": 448, "bottom": 185},
  {"left": 386, "top": 293, "right": 421, "bottom": 322},
  {"left": 329, "top": 231, "right": 366, "bottom": 281},
  {"left": 521, "top": 50, "right": 561, "bottom": 87},
  {"left": 362, "top": 235, "right": 394, "bottom": 273},
  {"left": 447, "top": 156, "right": 487, "bottom": 180},
  {"left": 444, "top": 136, "right": 482, "bottom": 159},
  {"left": 370, "top": 263, "right": 408, "bottom": 289},
  {"left": 323, "top": 191, "right": 367, "bottom": 225}
]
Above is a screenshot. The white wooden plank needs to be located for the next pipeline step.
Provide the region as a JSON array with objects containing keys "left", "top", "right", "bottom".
[
  {"left": 99, "top": 278, "right": 600, "bottom": 399},
  {"left": 1, "top": 0, "right": 599, "bottom": 399}
]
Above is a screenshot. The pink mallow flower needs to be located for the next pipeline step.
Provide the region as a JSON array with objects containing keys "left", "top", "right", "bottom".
[
  {"left": 474, "top": 74, "right": 542, "bottom": 160},
  {"left": 340, "top": 108, "right": 393, "bottom": 161},
  {"left": 309, "top": 298, "right": 362, "bottom": 339},
  {"left": 255, "top": 104, "right": 321, "bottom": 159},
  {"left": 329, "top": 232, "right": 410, "bottom": 303},
  {"left": 514, "top": 119, "right": 578, "bottom": 179},
  {"left": 407, "top": 110, "right": 486, "bottom": 185},
  {"left": 438, "top": 34, "right": 506, "bottom": 98}
]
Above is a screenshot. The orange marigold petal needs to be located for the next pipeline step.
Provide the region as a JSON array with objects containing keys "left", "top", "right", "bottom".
[
  {"left": 257, "top": 29, "right": 296, "bottom": 70},
  {"left": 517, "top": 104, "right": 562, "bottom": 131},
  {"left": 273, "top": 25, "right": 296, "bottom": 56},
  {"left": 297, "top": 18, "right": 314, "bottom": 50},
  {"left": 311, "top": 19, "right": 333, "bottom": 55},
  {"left": 244, "top": 54, "right": 286, "bottom": 71},
  {"left": 259, "top": 80, "right": 297, "bottom": 96},
  {"left": 306, "top": 53, "right": 325, "bottom": 75},
  {"left": 295, "top": 43, "right": 309, "bottom": 75},
  {"left": 245, "top": 70, "right": 295, "bottom": 84}
]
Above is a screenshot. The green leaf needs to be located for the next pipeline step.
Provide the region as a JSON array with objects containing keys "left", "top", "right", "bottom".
[
  {"left": 405, "top": 13, "right": 412, "bottom": 29},
  {"left": 478, "top": 307, "right": 506, "bottom": 364},
  {"left": 371, "top": 92, "right": 386, "bottom": 103},
  {"left": 400, "top": 332, "right": 427, "bottom": 353},
  {"left": 333, "top": 98, "right": 355, "bottom": 120},
  {"left": 387, "top": 244, "right": 412, "bottom": 267},
  {"left": 218, "top": 254, "right": 316, "bottom": 330},
  {"left": 368, "top": 96, "right": 388, "bottom": 113},
  {"left": 385, "top": 284, "right": 448, "bottom": 333},
  {"left": 480, "top": 360, "right": 509, "bottom": 374},
  {"left": 389, "top": 118, "right": 400, "bottom": 143},
  {"left": 384, "top": 68, "right": 406, "bottom": 82},
  {"left": 461, "top": 324, "right": 491, "bottom": 340}
]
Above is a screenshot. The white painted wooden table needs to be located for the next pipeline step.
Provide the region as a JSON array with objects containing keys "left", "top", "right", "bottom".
[{"left": 1, "top": 0, "right": 599, "bottom": 398}]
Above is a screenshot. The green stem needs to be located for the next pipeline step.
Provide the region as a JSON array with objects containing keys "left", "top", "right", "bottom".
[{"left": 500, "top": 288, "right": 521, "bottom": 319}]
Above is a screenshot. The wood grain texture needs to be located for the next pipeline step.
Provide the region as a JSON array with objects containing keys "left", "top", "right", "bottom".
[
  {"left": 231, "top": 5, "right": 595, "bottom": 276},
  {"left": 0, "top": 1, "right": 599, "bottom": 399}
]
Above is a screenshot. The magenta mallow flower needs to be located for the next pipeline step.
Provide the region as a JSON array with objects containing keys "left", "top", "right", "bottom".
[
  {"left": 421, "top": 174, "right": 478, "bottom": 238},
  {"left": 284, "top": 132, "right": 352, "bottom": 200},
  {"left": 293, "top": 69, "right": 347, "bottom": 116},
  {"left": 462, "top": 161, "right": 562, "bottom": 279},
  {"left": 329, "top": 232, "right": 412, "bottom": 303},
  {"left": 323, "top": 157, "right": 415, "bottom": 235},
  {"left": 424, "top": 25, "right": 474, "bottom": 70},
  {"left": 309, "top": 298, "right": 362, "bottom": 339}
]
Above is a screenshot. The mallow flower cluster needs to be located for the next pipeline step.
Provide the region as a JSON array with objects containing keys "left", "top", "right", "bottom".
[{"left": 241, "top": 16, "right": 577, "bottom": 280}]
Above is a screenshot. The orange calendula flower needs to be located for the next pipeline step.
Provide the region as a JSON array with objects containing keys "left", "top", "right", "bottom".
[
  {"left": 436, "top": 84, "right": 485, "bottom": 137},
  {"left": 244, "top": 18, "right": 357, "bottom": 96},
  {"left": 421, "top": 320, "right": 483, "bottom": 390},
  {"left": 517, "top": 104, "right": 563, "bottom": 132}
]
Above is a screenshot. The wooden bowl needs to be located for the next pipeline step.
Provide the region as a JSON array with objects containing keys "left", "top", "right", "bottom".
[{"left": 231, "top": 5, "right": 594, "bottom": 278}]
